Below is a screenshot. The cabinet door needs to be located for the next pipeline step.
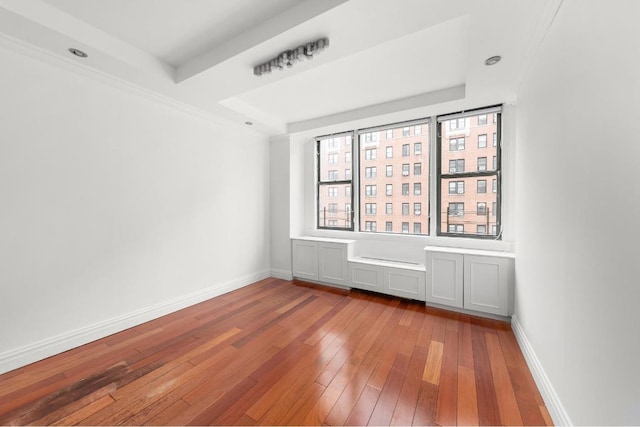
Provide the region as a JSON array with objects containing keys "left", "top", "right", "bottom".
[
  {"left": 425, "top": 251, "right": 464, "bottom": 308},
  {"left": 292, "top": 240, "right": 318, "bottom": 281},
  {"left": 318, "top": 242, "right": 348, "bottom": 286},
  {"left": 384, "top": 267, "right": 426, "bottom": 301},
  {"left": 463, "top": 255, "right": 511, "bottom": 316},
  {"left": 349, "top": 262, "right": 383, "bottom": 292}
]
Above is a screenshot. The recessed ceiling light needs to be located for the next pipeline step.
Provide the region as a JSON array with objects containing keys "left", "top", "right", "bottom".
[
  {"left": 68, "top": 48, "right": 88, "bottom": 58},
  {"left": 485, "top": 55, "right": 501, "bottom": 66},
  {"left": 245, "top": 121, "right": 253, "bottom": 126}
]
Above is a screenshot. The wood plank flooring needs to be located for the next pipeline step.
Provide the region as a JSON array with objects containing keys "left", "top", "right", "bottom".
[{"left": 0, "top": 278, "right": 552, "bottom": 425}]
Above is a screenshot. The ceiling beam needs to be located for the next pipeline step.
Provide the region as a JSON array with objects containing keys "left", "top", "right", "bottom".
[{"left": 175, "top": 0, "right": 348, "bottom": 83}]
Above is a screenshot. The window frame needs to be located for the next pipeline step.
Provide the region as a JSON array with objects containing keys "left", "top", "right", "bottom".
[
  {"left": 436, "top": 105, "right": 502, "bottom": 239},
  {"left": 316, "top": 132, "right": 355, "bottom": 231}
]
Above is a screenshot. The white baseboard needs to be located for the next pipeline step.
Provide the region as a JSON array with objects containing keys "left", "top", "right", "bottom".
[
  {"left": 511, "top": 314, "right": 572, "bottom": 426},
  {"left": 0, "top": 269, "right": 270, "bottom": 375},
  {"left": 270, "top": 268, "right": 293, "bottom": 280}
]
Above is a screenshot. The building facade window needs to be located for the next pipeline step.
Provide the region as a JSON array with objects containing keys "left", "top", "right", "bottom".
[
  {"left": 402, "top": 203, "right": 410, "bottom": 215},
  {"left": 478, "top": 114, "right": 488, "bottom": 125},
  {"left": 449, "top": 137, "right": 465, "bottom": 151},
  {"left": 386, "top": 203, "right": 393, "bottom": 214},
  {"left": 386, "top": 129, "right": 393, "bottom": 139},
  {"left": 477, "top": 202, "right": 487, "bottom": 215},
  {"left": 414, "top": 222, "right": 422, "bottom": 234},
  {"left": 328, "top": 170, "right": 338, "bottom": 180},
  {"left": 414, "top": 203, "right": 422, "bottom": 215},
  {"left": 448, "top": 202, "right": 464, "bottom": 216},
  {"left": 478, "top": 134, "right": 487, "bottom": 148},
  {"left": 365, "top": 203, "right": 377, "bottom": 215},
  {"left": 478, "top": 157, "right": 487, "bottom": 171},
  {"left": 365, "top": 166, "right": 377, "bottom": 178},
  {"left": 402, "top": 222, "right": 409, "bottom": 233},
  {"left": 402, "top": 164, "right": 410, "bottom": 176},
  {"left": 414, "top": 125, "right": 422, "bottom": 135},
  {"left": 414, "top": 182, "right": 421, "bottom": 195},
  {"left": 386, "top": 221, "right": 393, "bottom": 232},
  {"left": 403, "top": 127, "right": 410, "bottom": 137},
  {"left": 365, "top": 148, "right": 377, "bottom": 160},
  {"left": 386, "top": 165, "right": 393, "bottom": 177},
  {"left": 414, "top": 142, "right": 422, "bottom": 155},
  {"left": 365, "top": 185, "right": 377, "bottom": 197},
  {"left": 386, "top": 184, "right": 393, "bottom": 196},
  {"left": 449, "top": 159, "right": 465, "bottom": 173},
  {"left": 448, "top": 181, "right": 464, "bottom": 194},
  {"left": 402, "top": 183, "right": 410, "bottom": 195},
  {"left": 386, "top": 146, "right": 393, "bottom": 158},
  {"left": 477, "top": 180, "right": 487, "bottom": 194},
  {"left": 414, "top": 163, "right": 422, "bottom": 175}
]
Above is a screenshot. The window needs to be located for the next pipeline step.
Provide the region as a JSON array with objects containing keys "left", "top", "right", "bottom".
[
  {"left": 414, "top": 223, "right": 422, "bottom": 234},
  {"left": 438, "top": 108, "right": 501, "bottom": 238},
  {"left": 449, "top": 159, "right": 465, "bottom": 173},
  {"left": 449, "top": 224, "right": 464, "bottom": 233},
  {"left": 477, "top": 202, "right": 487, "bottom": 215},
  {"left": 365, "top": 221, "right": 377, "bottom": 232},
  {"left": 316, "top": 109, "right": 501, "bottom": 238},
  {"left": 365, "top": 203, "right": 377, "bottom": 215},
  {"left": 478, "top": 157, "right": 487, "bottom": 171},
  {"left": 477, "top": 225, "right": 486, "bottom": 235},
  {"left": 365, "top": 166, "right": 377, "bottom": 178},
  {"left": 478, "top": 134, "right": 487, "bottom": 148},
  {"left": 317, "top": 133, "right": 353, "bottom": 230},
  {"left": 448, "top": 202, "right": 464, "bottom": 216},
  {"left": 449, "top": 137, "right": 465, "bottom": 151},
  {"left": 355, "top": 118, "right": 429, "bottom": 236},
  {"left": 414, "top": 203, "right": 422, "bottom": 215},
  {"left": 364, "top": 148, "right": 377, "bottom": 160},
  {"left": 448, "top": 181, "right": 464, "bottom": 194},
  {"left": 449, "top": 118, "right": 465, "bottom": 130}
]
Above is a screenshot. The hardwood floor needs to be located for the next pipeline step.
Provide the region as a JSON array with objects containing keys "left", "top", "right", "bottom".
[{"left": 0, "top": 278, "right": 552, "bottom": 426}]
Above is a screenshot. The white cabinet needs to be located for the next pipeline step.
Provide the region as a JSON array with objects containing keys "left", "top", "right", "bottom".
[
  {"left": 425, "top": 251, "right": 463, "bottom": 308},
  {"left": 425, "top": 247, "right": 514, "bottom": 316},
  {"left": 348, "top": 259, "right": 426, "bottom": 301},
  {"left": 292, "top": 239, "right": 318, "bottom": 281},
  {"left": 291, "top": 238, "right": 353, "bottom": 287},
  {"left": 464, "top": 255, "right": 511, "bottom": 316}
]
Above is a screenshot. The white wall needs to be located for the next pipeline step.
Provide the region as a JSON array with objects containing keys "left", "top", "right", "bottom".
[
  {"left": 514, "top": 0, "right": 640, "bottom": 424},
  {"left": 269, "top": 135, "right": 292, "bottom": 278},
  {"left": 0, "top": 45, "right": 270, "bottom": 373}
]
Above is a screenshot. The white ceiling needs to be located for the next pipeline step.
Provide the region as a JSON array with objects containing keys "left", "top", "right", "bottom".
[{"left": 0, "top": 0, "right": 562, "bottom": 136}]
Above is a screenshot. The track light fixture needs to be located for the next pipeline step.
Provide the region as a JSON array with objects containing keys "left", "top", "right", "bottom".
[{"left": 253, "top": 37, "right": 329, "bottom": 77}]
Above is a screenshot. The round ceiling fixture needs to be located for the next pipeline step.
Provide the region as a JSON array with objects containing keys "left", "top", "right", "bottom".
[
  {"left": 68, "top": 48, "right": 88, "bottom": 58},
  {"left": 245, "top": 121, "right": 253, "bottom": 126},
  {"left": 485, "top": 55, "right": 501, "bottom": 66}
]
